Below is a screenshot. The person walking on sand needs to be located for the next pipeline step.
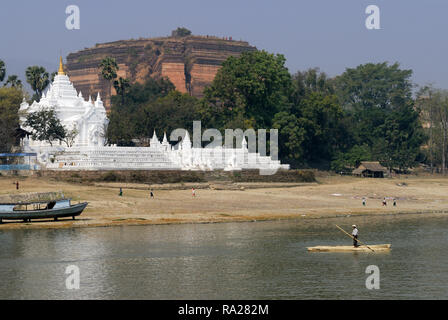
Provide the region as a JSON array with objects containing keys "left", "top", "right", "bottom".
[
  {"left": 192, "top": 187, "right": 196, "bottom": 197},
  {"left": 382, "top": 197, "right": 387, "bottom": 206},
  {"left": 15, "top": 181, "right": 19, "bottom": 190},
  {"left": 362, "top": 197, "right": 366, "bottom": 206},
  {"left": 393, "top": 198, "right": 396, "bottom": 206},
  {"left": 352, "top": 225, "right": 359, "bottom": 247},
  {"left": 119, "top": 187, "right": 123, "bottom": 197},
  {"left": 150, "top": 190, "right": 154, "bottom": 199}
]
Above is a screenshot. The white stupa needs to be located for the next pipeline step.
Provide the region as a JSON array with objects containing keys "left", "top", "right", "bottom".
[{"left": 20, "top": 57, "right": 109, "bottom": 147}]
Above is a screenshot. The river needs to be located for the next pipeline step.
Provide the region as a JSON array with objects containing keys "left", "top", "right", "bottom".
[{"left": 0, "top": 213, "right": 447, "bottom": 299}]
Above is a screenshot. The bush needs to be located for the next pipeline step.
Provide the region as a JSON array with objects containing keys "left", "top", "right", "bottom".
[
  {"left": 130, "top": 172, "right": 146, "bottom": 183},
  {"left": 171, "top": 27, "right": 192, "bottom": 37},
  {"left": 102, "top": 172, "right": 118, "bottom": 182}
]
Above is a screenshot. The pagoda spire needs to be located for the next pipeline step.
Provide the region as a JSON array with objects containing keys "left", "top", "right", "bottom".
[
  {"left": 151, "top": 130, "right": 159, "bottom": 143},
  {"left": 162, "top": 132, "right": 168, "bottom": 144},
  {"left": 182, "top": 131, "right": 192, "bottom": 149},
  {"left": 58, "top": 56, "right": 65, "bottom": 75},
  {"left": 242, "top": 136, "right": 248, "bottom": 149}
]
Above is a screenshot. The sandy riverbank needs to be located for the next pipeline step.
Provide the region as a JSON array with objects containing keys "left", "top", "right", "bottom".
[{"left": 1, "top": 174, "right": 448, "bottom": 230}]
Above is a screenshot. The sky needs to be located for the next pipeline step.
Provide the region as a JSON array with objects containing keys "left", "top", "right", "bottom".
[{"left": 1, "top": 0, "right": 448, "bottom": 92}]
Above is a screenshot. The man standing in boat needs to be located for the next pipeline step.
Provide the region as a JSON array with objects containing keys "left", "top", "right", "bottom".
[{"left": 352, "top": 225, "right": 359, "bottom": 247}]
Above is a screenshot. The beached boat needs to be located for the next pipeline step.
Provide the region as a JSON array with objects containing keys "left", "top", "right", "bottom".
[
  {"left": 0, "top": 198, "right": 88, "bottom": 223},
  {"left": 307, "top": 244, "right": 391, "bottom": 252}
]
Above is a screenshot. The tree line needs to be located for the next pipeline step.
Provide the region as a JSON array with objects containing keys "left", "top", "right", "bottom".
[{"left": 102, "top": 52, "right": 428, "bottom": 172}]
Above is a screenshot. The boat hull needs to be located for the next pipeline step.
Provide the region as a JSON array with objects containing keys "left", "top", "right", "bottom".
[
  {"left": 307, "top": 244, "right": 391, "bottom": 252},
  {"left": 0, "top": 202, "right": 88, "bottom": 221}
]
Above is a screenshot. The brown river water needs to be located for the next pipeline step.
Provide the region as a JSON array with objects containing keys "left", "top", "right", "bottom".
[{"left": 0, "top": 213, "right": 447, "bottom": 299}]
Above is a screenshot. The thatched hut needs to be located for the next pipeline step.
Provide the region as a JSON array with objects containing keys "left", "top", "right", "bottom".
[{"left": 352, "top": 161, "right": 388, "bottom": 178}]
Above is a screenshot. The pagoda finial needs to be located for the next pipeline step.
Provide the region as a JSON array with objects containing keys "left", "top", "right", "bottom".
[
  {"left": 152, "top": 130, "right": 159, "bottom": 141},
  {"left": 58, "top": 56, "right": 65, "bottom": 75}
]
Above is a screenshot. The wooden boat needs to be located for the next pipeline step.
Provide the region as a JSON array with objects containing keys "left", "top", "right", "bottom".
[
  {"left": 307, "top": 244, "right": 391, "bottom": 252},
  {"left": 0, "top": 198, "right": 88, "bottom": 223}
]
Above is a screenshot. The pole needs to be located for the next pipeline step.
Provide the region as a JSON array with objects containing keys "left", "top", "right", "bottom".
[{"left": 335, "top": 225, "right": 375, "bottom": 252}]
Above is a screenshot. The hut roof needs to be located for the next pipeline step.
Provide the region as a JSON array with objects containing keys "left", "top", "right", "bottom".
[{"left": 352, "top": 161, "right": 388, "bottom": 174}]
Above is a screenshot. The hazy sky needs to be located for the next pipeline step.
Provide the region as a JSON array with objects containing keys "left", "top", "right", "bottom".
[{"left": 1, "top": 0, "right": 447, "bottom": 91}]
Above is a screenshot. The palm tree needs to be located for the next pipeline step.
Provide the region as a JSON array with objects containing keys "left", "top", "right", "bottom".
[
  {"left": 25, "top": 66, "right": 50, "bottom": 102},
  {"left": 50, "top": 71, "right": 58, "bottom": 82},
  {"left": 0, "top": 59, "right": 5, "bottom": 84},
  {"left": 113, "top": 77, "right": 130, "bottom": 104},
  {"left": 99, "top": 56, "right": 119, "bottom": 81},
  {"left": 4, "top": 75, "right": 22, "bottom": 88},
  {"left": 99, "top": 57, "right": 119, "bottom": 104}
]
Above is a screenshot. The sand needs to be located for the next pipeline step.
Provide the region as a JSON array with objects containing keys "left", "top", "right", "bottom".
[{"left": 1, "top": 174, "right": 448, "bottom": 230}]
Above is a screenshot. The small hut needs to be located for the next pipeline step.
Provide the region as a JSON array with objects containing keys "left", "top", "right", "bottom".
[{"left": 352, "top": 161, "right": 388, "bottom": 178}]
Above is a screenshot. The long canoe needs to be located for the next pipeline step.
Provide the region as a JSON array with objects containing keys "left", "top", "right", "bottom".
[{"left": 307, "top": 244, "right": 391, "bottom": 252}]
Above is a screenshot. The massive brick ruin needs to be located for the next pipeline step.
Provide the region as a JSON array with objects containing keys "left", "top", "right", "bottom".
[{"left": 65, "top": 35, "right": 257, "bottom": 111}]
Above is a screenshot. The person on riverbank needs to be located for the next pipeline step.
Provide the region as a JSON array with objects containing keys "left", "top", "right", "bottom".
[
  {"left": 14, "top": 181, "right": 19, "bottom": 190},
  {"left": 362, "top": 197, "right": 366, "bottom": 206},
  {"left": 382, "top": 197, "right": 387, "bottom": 206},
  {"left": 192, "top": 187, "right": 196, "bottom": 197},
  {"left": 393, "top": 198, "right": 396, "bottom": 206},
  {"left": 352, "top": 225, "right": 359, "bottom": 247},
  {"left": 150, "top": 190, "right": 154, "bottom": 199},
  {"left": 119, "top": 187, "right": 123, "bottom": 197}
]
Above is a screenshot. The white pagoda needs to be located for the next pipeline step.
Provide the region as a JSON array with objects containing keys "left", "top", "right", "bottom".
[{"left": 20, "top": 57, "right": 108, "bottom": 148}]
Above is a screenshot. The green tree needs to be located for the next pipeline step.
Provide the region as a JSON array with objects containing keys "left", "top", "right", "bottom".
[
  {"left": 334, "top": 62, "right": 423, "bottom": 171},
  {"left": 99, "top": 57, "right": 118, "bottom": 82},
  {"left": 0, "top": 87, "right": 22, "bottom": 152},
  {"left": 136, "top": 91, "right": 200, "bottom": 140},
  {"left": 4, "top": 75, "right": 22, "bottom": 88},
  {"left": 113, "top": 77, "right": 131, "bottom": 104},
  {"left": 291, "top": 68, "right": 335, "bottom": 106},
  {"left": 171, "top": 27, "right": 192, "bottom": 37},
  {"left": 297, "top": 92, "right": 344, "bottom": 165},
  {"left": 372, "top": 104, "right": 425, "bottom": 172},
  {"left": 203, "top": 50, "right": 292, "bottom": 130},
  {"left": 106, "top": 111, "right": 136, "bottom": 146},
  {"left": 24, "top": 108, "right": 66, "bottom": 146},
  {"left": 106, "top": 77, "right": 175, "bottom": 145},
  {"left": 25, "top": 66, "right": 50, "bottom": 102},
  {"left": 61, "top": 125, "right": 78, "bottom": 148},
  {"left": 272, "top": 112, "right": 306, "bottom": 162},
  {"left": 331, "top": 144, "right": 372, "bottom": 172},
  {"left": 0, "top": 59, "right": 6, "bottom": 84},
  {"left": 334, "top": 62, "right": 413, "bottom": 145},
  {"left": 50, "top": 71, "right": 57, "bottom": 82},
  {"left": 416, "top": 86, "right": 448, "bottom": 173},
  {"left": 99, "top": 57, "right": 119, "bottom": 101},
  {"left": 275, "top": 68, "right": 345, "bottom": 168}
]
